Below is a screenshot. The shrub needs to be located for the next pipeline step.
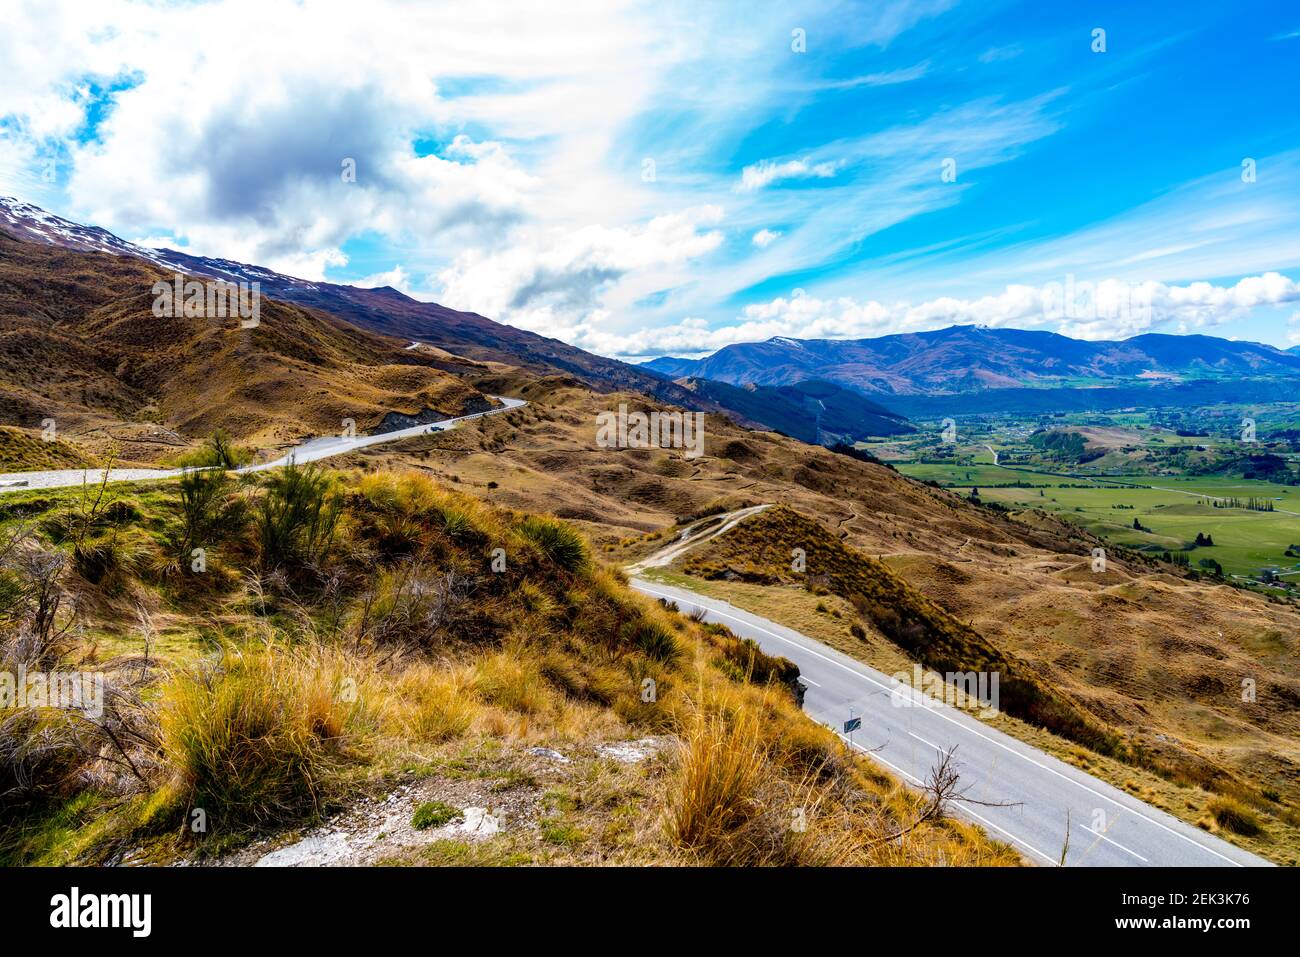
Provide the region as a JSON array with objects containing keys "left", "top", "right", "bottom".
[
  {"left": 516, "top": 516, "right": 589, "bottom": 574},
  {"left": 172, "top": 468, "right": 247, "bottom": 570},
  {"left": 351, "top": 561, "right": 479, "bottom": 651},
  {"left": 172, "top": 430, "right": 250, "bottom": 470},
  {"left": 255, "top": 464, "right": 343, "bottom": 570},
  {"left": 1206, "top": 796, "right": 1263, "bottom": 836}
]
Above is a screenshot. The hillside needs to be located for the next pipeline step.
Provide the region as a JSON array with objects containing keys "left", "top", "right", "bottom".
[
  {"left": 645, "top": 326, "right": 1300, "bottom": 396},
  {"left": 672, "top": 377, "right": 913, "bottom": 443},
  {"left": 0, "top": 228, "right": 492, "bottom": 462},
  {"left": 0, "top": 467, "right": 1014, "bottom": 866},
  {"left": 0, "top": 197, "right": 897, "bottom": 447},
  {"left": 2, "top": 198, "right": 1297, "bottom": 864},
  {"left": 331, "top": 379, "right": 1300, "bottom": 859}
]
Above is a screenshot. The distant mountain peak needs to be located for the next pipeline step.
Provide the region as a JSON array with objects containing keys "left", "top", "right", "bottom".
[
  {"left": 642, "top": 326, "right": 1300, "bottom": 397},
  {"left": 767, "top": 335, "right": 808, "bottom": 349}
]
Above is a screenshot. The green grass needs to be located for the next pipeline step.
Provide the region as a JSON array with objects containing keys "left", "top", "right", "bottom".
[
  {"left": 893, "top": 463, "right": 1300, "bottom": 578},
  {"left": 411, "top": 801, "right": 461, "bottom": 830},
  {"left": 895, "top": 463, "right": 1070, "bottom": 487},
  {"left": 973, "top": 479, "right": 1299, "bottom": 578}
]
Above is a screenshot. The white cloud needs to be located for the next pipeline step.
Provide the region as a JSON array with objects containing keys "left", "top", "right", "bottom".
[
  {"left": 355, "top": 265, "right": 413, "bottom": 291},
  {"left": 5, "top": 0, "right": 1295, "bottom": 360},
  {"left": 978, "top": 45, "right": 1022, "bottom": 63},
  {"left": 434, "top": 205, "right": 725, "bottom": 332},
  {"left": 817, "top": 61, "right": 930, "bottom": 89},
  {"left": 737, "top": 159, "right": 839, "bottom": 192},
  {"left": 585, "top": 272, "right": 1300, "bottom": 356}
]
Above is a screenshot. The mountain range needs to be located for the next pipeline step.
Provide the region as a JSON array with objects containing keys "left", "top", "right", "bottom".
[
  {"left": 644, "top": 325, "right": 1300, "bottom": 396},
  {"left": 4, "top": 197, "right": 1300, "bottom": 867},
  {"left": 0, "top": 197, "right": 897, "bottom": 446}
]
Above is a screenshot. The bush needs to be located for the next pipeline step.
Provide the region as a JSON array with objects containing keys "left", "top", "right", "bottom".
[
  {"left": 352, "top": 560, "right": 481, "bottom": 651},
  {"left": 172, "top": 430, "right": 250, "bottom": 470},
  {"left": 255, "top": 464, "right": 343, "bottom": 570},
  {"left": 158, "top": 648, "right": 363, "bottom": 829},
  {"left": 1206, "top": 796, "right": 1263, "bottom": 836},
  {"left": 172, "top": 468, "right": 247, "bottom": 570},
  {"left": 516, "top": 516, "right": 589, "bottom": 574}
]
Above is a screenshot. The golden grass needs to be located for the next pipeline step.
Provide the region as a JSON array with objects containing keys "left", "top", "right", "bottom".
[
  {"left": 1, "top": 467, "right": 1021, "bottom": 867},
  {"left": 157, "top": 644, "right": 371, "bottom": 829}
]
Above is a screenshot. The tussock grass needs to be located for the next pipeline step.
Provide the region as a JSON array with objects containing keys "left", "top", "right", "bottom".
[
  {"left": 473, "top": 650, "right": 555, "bottom": 716},
  {"left": 666, "top": 712, "right": 766, "bottom": 861},
  {"left": 158, "top": 645, "right": 368, "bottom": 829},
  {"left": 0, "top": 468, "right": 1023, "bottom": 866},
  {"left": 621, "top": 619, "right": 681, "bottom": 665},
  {"left": 390, "top": 665, "right": 477, "bottom": 741},
  {"left": 516, "top": 515, "right": 590, "bottom": 574},
  {"left": 1207, "top": 796, "right": 1264, "bottom": 836}
]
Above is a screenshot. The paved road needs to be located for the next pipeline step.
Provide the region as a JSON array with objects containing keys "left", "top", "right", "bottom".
[
  {"left": 0, "top": 396, "right": 527, "bottom": 493},
  {"left": 632, "top": 579, "right": 1269, "bottom": 867},
  {"left": 623, "top": 508, "right": 1270, "bottom": 867}
]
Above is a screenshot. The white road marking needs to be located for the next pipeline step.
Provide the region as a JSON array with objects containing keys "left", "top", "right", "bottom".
[{"left": 633, "top": 580, "right": 1245, "bottom": 867}]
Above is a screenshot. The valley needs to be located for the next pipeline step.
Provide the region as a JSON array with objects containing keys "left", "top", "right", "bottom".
[
  {"left": 866, "top": 405, "right": 1300, "bottom": 587},
  {"left": 1, "top": 204, "right": 1298, "bottom": 871}
]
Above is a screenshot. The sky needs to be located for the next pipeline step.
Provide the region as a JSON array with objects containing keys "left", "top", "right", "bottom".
[{"left": 2, "top": 0, "right": 1299, "bottom": 358}]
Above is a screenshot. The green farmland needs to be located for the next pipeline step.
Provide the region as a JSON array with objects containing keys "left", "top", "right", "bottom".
[{"left": 894, "top": 463, "right": 1300, "bottom": 580}]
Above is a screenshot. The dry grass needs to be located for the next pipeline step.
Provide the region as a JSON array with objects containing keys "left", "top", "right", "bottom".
[
  {"left": 349, "top": 380, "right": 1300, "bottom": 826},
  {"left": 0, "top": 467, "right": 1019, "bottom": 867},
  {"left": 157, "top": 644, "right": 371, "bottom": 829}
]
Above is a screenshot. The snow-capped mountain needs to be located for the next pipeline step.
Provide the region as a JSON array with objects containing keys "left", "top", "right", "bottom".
[{"left": 0, "top": 196, "right": 321, "bottom": 293}]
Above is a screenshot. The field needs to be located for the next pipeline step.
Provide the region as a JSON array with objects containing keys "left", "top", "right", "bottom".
[{"left": 893, "top": 462, "right": 1300, "bottom": 580}]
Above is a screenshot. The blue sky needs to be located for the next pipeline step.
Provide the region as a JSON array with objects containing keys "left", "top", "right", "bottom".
[{"left": 2, "top": 0, "right": 1299, "bottom": 356}]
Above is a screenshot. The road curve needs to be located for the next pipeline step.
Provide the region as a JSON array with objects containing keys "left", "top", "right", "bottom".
[
  {"left": 0, "top": 396, "right": 527, "bottom": 494},
  {"left": 632, "top": 578, "right": 1270, "bottom": 867}
]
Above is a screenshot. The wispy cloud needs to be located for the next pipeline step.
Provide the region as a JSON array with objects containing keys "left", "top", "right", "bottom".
[{"left": 736, "top": 158, "right": 840, "bottom": 192}]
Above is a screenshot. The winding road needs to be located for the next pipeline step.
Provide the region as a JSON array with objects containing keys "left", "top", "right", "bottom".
[
  {"left": 629, "top": 510, "right": 1271, "bottom": 868},
  {"left": 0, "top": 396, "right": 527, "bottom": 494},
  {"left": 0, "top": 403, "right": 1275, "bottom": 865}
]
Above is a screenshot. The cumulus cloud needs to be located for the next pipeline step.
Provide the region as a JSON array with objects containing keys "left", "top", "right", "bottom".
[
  {"left": 587, "top": 272, "right": 1300, "bottom": 357},
  {"left": 434, "top": 206, "right": 725, "bottom": 333},
  {"left": 2, "top": 0, "right": 698, "bottom": 281},
  {"left": 355, "top": 265, "right": 413, "bottom": 291},
  {"left": 5, "top": 0, "right": 1297, "bottom": 360}
]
